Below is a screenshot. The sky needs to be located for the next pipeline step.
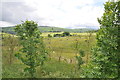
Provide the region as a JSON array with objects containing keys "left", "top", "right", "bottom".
[{"left": 0, "top": 0, "right": 108, "bottom": 29}]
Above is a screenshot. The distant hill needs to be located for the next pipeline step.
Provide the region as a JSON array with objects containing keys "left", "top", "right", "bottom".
[{"left": 1, "top": 26, "right": 96, "bottom": 34}]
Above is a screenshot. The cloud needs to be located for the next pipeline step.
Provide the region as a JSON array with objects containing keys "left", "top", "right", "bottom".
[
  {"left": 1, "top": 0, "right": 107, "bottom": 29},
  {"left": 0, "top": 21, "right": 16, "bottom": 27},
  {"left": 2, "top": 2, "right": 37, "bottom": 24}
]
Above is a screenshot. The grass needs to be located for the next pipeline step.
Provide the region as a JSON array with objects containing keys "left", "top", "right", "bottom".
[
  {"left": 44, "top": 34, "right": 96, "bottom": 60},
  {"left": 37, "top": 58, "right": 76, "bottom": 78},
  {"left": 2, "top": 32, "right": 96, "bottom": 78},
  {"left": 2, "top": 58, "right": 76, "bottom": 78},
  {"left": 41, "top": 32, "right": 96, "bottom": 37},
  {"left": 2, "top": 63, "right": 26, "bottom": 78}
]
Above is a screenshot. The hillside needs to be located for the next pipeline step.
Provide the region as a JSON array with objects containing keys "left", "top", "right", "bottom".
[{"left": 2, "top": 26, "right": 96, "bottom": 34}]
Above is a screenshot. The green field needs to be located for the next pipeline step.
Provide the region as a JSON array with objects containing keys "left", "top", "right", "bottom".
[{"left": 2, "top": 32, "right": 96, "bottom": 78}]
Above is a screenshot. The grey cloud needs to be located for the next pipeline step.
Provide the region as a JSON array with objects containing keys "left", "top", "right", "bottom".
[{"left": 2, "top": 2, "right": 39, "bottom": 24}]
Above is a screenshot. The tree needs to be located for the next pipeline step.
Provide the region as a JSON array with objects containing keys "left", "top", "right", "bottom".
[
  {"left": 14, "top": 20, "right": 47, "bottom": 78},
  {"left": 81, "top": 0, "right": 119, "bottom": 78},
  {"left": 62, "top": 32, "right": 70, "bottom": 36},
  {"left": 53, "top": 34, "right": 61, "bottom": 37},
  {"left": 48, "top": 34, "right": 52, "bottom": 37}
]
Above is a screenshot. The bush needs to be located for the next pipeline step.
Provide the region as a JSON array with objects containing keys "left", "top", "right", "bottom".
[
  {"left": 62, "top": 32, "right": 70, "bottom": 36},
  {"left": 48, "top": 34, "right": 52, "bottom": 37},
  {"left": 53, "top": 34, "right": 62, "bottom": 37}
]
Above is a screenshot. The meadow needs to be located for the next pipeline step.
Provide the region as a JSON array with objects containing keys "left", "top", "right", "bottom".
[
  {"left": 1, "top": 1, "right": 119, "bottom": 78},
  {"left": 1, "top": 32, "right": 96, "bottom": 78}
]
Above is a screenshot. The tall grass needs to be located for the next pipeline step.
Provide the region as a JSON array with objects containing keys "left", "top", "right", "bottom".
[{"left": 2, "top": 32, "right": 96, "bottom": 78}]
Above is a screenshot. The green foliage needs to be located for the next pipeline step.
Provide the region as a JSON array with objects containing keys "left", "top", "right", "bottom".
[
  {"left": 62, "top": 32, "right": 71, "bottom": 36},
  {"left": 53, "top": 34, "right": 62, "bottom": 37},
  {"left": 81, "top": 1, "right": 119, "bottom": 78},
  {"left": 53, "top": 32, "right": 71, "bottom": 37},
  {"left": 14, "top": 20, "right": 47, "bottom": 78},
  {"left": 48, "top": 34, "right": 52, "bottom": 37},
  {"left": 79, "top": 50, "right": 85, "bottom": 57},
  {"left": 76, "top": 50, "right": 85, "bottom": 69},
  {"left": 2, "top": 27, "right": 16, "bottom": 34},
  {"left": 80, "top": 61, "right": 101, "bottom": 78},
  {"left": 73, "top": 37, "right": 85, "bottom": 70}
]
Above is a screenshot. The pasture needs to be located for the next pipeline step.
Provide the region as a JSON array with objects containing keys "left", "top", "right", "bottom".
[{"left": 2, "top": 32, "right": 96, "bottom": 78}]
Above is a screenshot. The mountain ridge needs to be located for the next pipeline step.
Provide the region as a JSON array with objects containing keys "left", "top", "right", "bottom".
[{"left": 1, "top": 26, "right": 97, "bottom": 34}]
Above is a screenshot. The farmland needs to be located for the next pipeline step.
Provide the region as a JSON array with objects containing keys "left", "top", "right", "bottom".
[
  {"left": 1, "top": 32, "right": 96, "bottom": 78},
  {"left": 1, "top": 0, "right": 119, "bottom": 78}
]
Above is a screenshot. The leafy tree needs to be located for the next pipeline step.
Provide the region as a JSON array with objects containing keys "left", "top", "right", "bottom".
[
  {"left": 48, "top": 34, "right": 52, "bottom": 37},
  {"left": 14, "top": 20, "right": 47, "bottom": 78},
  {"left": 62, "top": 32, "right": 70, "bottom": 36},
  {"left": 53, "top": 34, "right": 62, "bottom": 37},
  {"left": 81, "top": 0, "right": 119, "bottom": 78}
]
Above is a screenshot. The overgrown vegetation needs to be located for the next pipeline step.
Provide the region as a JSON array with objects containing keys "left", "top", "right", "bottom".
[
  {"left": 80, "top": 1, "right": 119, "bottom": 78},
  {"left": 2, "top": 0, "right": 119, "bottom": 79},
  {"left": 14, "top": 21, "right": 47, "bottom": 78},
  {"left": 2, "top": 32, "right": 96, "bottom": 78},
  {"left": 53, "top": 32, "right": 71, "bottom": 37}
]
